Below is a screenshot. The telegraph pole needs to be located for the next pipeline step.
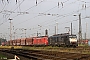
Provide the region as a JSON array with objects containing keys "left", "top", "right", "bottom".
[
  {"left": 79, "top": 13, "right": 82, "bottom": 44},
  {"left": 55, "top": 26, "right": 56, "bottom": 35},
  {"left": 71, "top": 22, "right": 72, "bottom": 35},
  {"left": 56, "top": 22, "right": 58, "bottom": 34},
  {"left": 73, "top": 13, "right": 82, "bottom": 44},
  {"left": 86, "top": 22, "right": 87, "bottom": 40},
  {"left": 8, "top": 18, "right": 13, "bottom": 40},
  {"left": 24, "top": 29, "right": 27, "bottom": 38}
]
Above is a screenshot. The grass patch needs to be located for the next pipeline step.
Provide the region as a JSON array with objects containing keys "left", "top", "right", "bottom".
[
  {"left": 0, "top": 54, "right": 6, "bottom": 57},
  {"left": 1, "top": 46, "right": 90, "bottom": 54},
  {"left": 0, "top": 46, "right": 23, "bottom": 49},
  {"left": 0, "top": 54, "right": 7, "bottom": 60}
]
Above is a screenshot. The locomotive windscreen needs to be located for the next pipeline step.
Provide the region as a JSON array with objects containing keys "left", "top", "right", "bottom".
[{"left": 69, "top": 35, "right": 77, "bottom": 38}]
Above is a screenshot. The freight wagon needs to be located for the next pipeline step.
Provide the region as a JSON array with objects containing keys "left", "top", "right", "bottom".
[
  {"left": 12, "top": 40, "right": 17, "bottom": 46},
  {"left": 26, "top": 38, "right": 33, "bottom": 45},
  {"left": 16, "top": 39, "right": 21, "bottom": 46},
  {"left": 6, "top": 33, "right": 78, "bottom": 47},
  {"left": 21, "top": 38, "right": 26, "bottom": 46},
  {"left": 6, "top": 36, "right": 48, "bottom": 46}
]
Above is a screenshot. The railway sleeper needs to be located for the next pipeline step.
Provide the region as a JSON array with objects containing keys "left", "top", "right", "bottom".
[
  {"left": 28, "top": 52, "right": 69, "bottom": 60},
  {"left": 1, "top": 50, "right": 38, "bottom": 60},
  {"left": 8, "top": 51, "right": 52, "bottom": 60},
  {"left": 18, "top": 51, "right": 60, "bottom": 60},
  {"left": 10, "top": 52, "right": 43, "bottom": 60},
  {"left": 1, "top": 51, "right": 70, "bottom": 60},
  {"left": 75, "top": 55, "right": 90, "bottom": 60}
]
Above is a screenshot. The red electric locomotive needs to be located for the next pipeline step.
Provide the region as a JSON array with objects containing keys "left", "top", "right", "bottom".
[{"left": 33, "top": 36, "right": 48, "bottom": 46}]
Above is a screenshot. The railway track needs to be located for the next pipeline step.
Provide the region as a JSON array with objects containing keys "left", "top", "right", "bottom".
[{"left": 0, "top": 49, "right": 90, "bottom": 60}]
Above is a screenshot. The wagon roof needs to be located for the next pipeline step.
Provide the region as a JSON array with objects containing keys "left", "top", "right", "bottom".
[
  {"left": 26, "top": 37, "right": 32, "bottom": 39},
  {"left": 16, "top": 39, "right": 21, "bottom": 40},
  {"left": 33, "top": 36, "right": 48, "bottom": 38},
  {"left": 20, "top": 38, "right": 26, "bottom": 40}
]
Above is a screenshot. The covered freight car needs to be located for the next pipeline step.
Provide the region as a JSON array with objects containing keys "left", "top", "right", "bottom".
[
  {"left": 9, "top": 40, "right": 13, "bottom": 46},
  {"left": 6, "top": 40, "right": 10, "bottom": 46},
  {"left": 12, "top": 40, "right": 17, "bottom": 46},
  {"left": 26, "top": 38, "right": 33, "bottom": 45},
  {"left": 21, "top": 38, "right": 26, "bottom": 46},
  {"left": 16, "top": 39, "right": 21, "bottom": 46}
]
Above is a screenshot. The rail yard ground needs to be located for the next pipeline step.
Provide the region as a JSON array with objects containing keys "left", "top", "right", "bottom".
[
  {"left": 0, "top": 46, "right": 90, "bottom": 60},
  {"left": 0, "top": 46, "right": 90, "bottom": 54}
]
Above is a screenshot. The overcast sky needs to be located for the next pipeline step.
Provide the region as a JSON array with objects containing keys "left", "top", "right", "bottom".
[{"left": 0, "top": 0, "right": 90, "bottom": 40}]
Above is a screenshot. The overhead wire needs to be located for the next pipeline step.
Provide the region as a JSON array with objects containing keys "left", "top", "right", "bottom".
[
  {"left": 13, "top": 0, "right": 70, "bottom": 27},
  {"left": 3, "top": 0, "right": 70, "bottom": 38},
  {"left": 0, "top": 0, "right": 88, "bottom": 28},
  {"left": 0, "top": 0, "right": 25, "bottom": 39},
  {"left": 1, "top": 0, "right": 68, "bottom": 26},
  {"left": 21, "top": 0, "right": 79, "bottom": 33},
  {"left": 37, "top": 0, "right": 90, "bottom": 26},
  {"left": 29, "top": 0, "right": 79, "bottom": 31},
  {"left": 31, "top": 4, "right": 90, "bottom": 34},
  {"left": 4, "top": 0, "right": 80, "bottom": 34},
  {"left": 0, "top": 0, "right": 45, "bottom": 39},
  {"left": 0, "top": 0, "right": 90, "bottom": 39},
  {"left": 12, "top": 0, "right": 46, "bottom": 19},
  {"left": 0, "top": 0, "right": 25, "bottom": 26},
  {"left": 36, "top": 0, "right": 78, "bottom": 26},
  {"left": 0, "top": 0, "right": 10, "bottom": 26},
  {"left": 44, "top": 5, "right": 90, "bottom": 28}
]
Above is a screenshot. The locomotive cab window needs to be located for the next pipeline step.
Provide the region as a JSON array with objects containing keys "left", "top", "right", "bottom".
[{"left": 69, "top": 36, "right": 77, "bottom": 38}]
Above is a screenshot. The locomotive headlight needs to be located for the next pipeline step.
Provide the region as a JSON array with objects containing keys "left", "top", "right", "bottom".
[{"left": 69, "top": 38, "right": 77, "bottom": 43}]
